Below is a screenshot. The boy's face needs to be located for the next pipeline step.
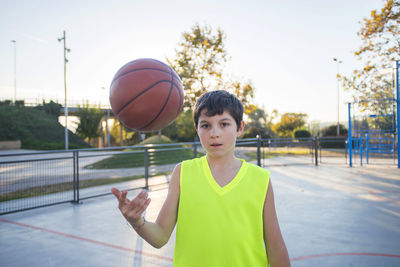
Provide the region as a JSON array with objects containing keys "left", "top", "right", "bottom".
[{"left": 196, "top": 109, "right": 245, "bottom": 158}]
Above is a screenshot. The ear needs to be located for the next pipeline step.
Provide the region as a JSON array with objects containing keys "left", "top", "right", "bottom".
[{"left": 237, "top": 121, "right": 245, "bottom": 137}]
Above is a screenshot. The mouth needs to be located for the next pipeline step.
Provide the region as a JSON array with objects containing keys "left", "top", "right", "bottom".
[{"left": 210, "top": 143, "right": 222, "bottom": 147}]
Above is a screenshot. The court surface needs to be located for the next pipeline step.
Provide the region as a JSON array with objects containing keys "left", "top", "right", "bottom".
[{"left": 1, "top": 161, "right": 400, "bottom": 266}]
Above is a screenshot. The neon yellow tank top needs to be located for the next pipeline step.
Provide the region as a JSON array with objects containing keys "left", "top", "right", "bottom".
[{"left": 174, "top": 156, "right": 270, "bottom": 266}]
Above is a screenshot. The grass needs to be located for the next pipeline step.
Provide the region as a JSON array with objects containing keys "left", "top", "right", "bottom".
[
  {"left": 319, "top": 149, "right": 346, "bottom": 157},
  {"left": 138, "top": 135, "right": 173, "bottom": 145},
  {"left": 0, "top": 103, "right": 90, "bottom": 150},
  {"left": 86, "top": 146, "right": 204, "bottom": 169},
  {"left": 1, "top": 172, "right": 170, "bottom": 202},
  {"left": 86, "top": 134, "right": 204, "bottom": 169}
]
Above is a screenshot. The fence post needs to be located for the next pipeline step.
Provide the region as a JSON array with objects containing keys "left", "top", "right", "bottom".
[
  {"left": 348, "top": 102, "right": 353, "bottom": 167},
  {"left": 314, "top": 136, "right": 318, "bottom": 166},
  {"left": 76, "top": 151, "right": 80, "bottom": 203},
  {"left": 360, "top": 137, "right": 363, "bottom": 167},
  {"left": 72, "top": 151, "right": 80, "bottom": 204},
  {"left": 73, "top": 151, "right": 76, "bottom": 203},
  {"left": 366, "top": 133, "right": 369, "bottom": 164},
  {"left": 192, "top": 143, "right": 197, "bottom": 158},
  {"left": 319, "top": 137, "right": 322, "bottom": 163},
  {"left": 144, "top": 148, "right": 149, "bottom": 190},
  {"left": 256, "top": 135, "right": 261, "bottom": 167},
  {"left": 396, "top": 60, "right": 399, "bottom": 168}
]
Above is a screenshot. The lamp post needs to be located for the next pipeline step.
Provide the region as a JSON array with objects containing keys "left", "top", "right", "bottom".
[
  {"left": 58, "top": 31, "right": 71, "bottom": 150},
  {"left": 333, "top": 58, "right": 342, "bottom": 136},
  {"left": 396, "top": 60, "right": 399, "bottom": 168},
  {"left": 11, "top": 40, "right": 16, "bottom": 102},
  {"left": 101, "top": 86, "right": 111, "bottom": 148}
]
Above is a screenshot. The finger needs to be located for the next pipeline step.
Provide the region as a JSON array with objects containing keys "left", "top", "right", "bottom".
[
  {"left": 131, "top": 191, "right": 148, "bottom": 208},
  {"left": 136, "top": 198, "right": 151, "bottom": 216},
  {"left": 131, "top": 190, "right": 147, "bottom": 204},
  {"left": 120, "top": 190, "right": 128, "bottom": 203},
  {"left": 136, "top": 190, "right": 147, "bottom": 200},
  {"left": 111, "top": 188, "right": 120, "bottom": 198}
]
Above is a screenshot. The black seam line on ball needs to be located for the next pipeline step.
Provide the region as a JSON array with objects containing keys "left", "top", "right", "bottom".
[
  {"left": 111, "top": 67, "right": 170, "bottom": 88},
  {"left": 175, "top": 81, "right": 182, "bottom": 118},
  {"left": 168, "top": 70, "right": 182, "bottom": 117},
  {"left": 116, "top": 79, "right": 171, "bottom": 115},
  {"left": 138, "top": 67, "right": 174, "bottom": 131}
]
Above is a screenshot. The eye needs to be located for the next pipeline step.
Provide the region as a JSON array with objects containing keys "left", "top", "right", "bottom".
[
  {"left": 221, "top": 122, "right": 230, "bottom": 127},
  {"left": 200, "top": 124, "right": 209, "bottom": 129}
]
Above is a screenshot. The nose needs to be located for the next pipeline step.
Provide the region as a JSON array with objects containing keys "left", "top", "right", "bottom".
[{"left": 210, "top": 126, "right": 220, "bottom": 138}]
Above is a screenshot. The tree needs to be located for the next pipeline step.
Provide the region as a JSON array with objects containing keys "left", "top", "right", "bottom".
[
  {"left": 163, "top": 110, "right": 197, "bottom": 142},
  {"left": 242, "top": 107, "right": 275, "bottom": 139},
  {"left": 109, "top": 120, "right": 139, "bottom": 145},
  {"left": 167, "top": 23, "right": 257, "bottom": 114},
  {"left": 75, "top": 103, "right": 104, "bottom": 144},
  {"left": 228, "top": 81, "right": 257, "bottom": 114},
  {"left": 341, "top": 0, "right": 399, "bottom": 113},
  {"left": 273, "top": 113, "right": 307, "bottom": 137}
]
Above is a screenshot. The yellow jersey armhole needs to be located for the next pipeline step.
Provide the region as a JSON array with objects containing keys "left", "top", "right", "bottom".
[
  {"left": 179, "top": 161, "right": 188, "bottom": 193},
  {"left": 263, "top": 169, "right": 271, "bottom": 203}
]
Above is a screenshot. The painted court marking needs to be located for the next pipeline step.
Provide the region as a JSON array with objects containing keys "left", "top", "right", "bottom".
[
  {"left": 2, "top": 218, "right": 400, "bottom": 263},
  {"left": 0, "top": 218, "right": 173, "bottom": 262},
  {"left": 291, "top": 252, "right": 400, "bottom": 262}
]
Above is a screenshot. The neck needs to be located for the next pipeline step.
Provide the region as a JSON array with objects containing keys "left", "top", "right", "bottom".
[{"left": 206, "top": 153, "right": 239, "bottom": 169}]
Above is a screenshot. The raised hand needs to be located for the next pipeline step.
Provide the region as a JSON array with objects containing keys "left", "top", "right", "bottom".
[{"left": 111, "top": 188, "right": 151, "bottom": 227}]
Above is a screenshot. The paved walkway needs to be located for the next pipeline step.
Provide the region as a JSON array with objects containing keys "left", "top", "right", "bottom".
[{"left": 1, "top": 162, "right": 399, "bottom": 266}]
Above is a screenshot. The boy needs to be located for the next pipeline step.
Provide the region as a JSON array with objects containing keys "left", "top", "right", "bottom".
[{"left": 111, "top": 90, "right": 290, "bottom": 266}]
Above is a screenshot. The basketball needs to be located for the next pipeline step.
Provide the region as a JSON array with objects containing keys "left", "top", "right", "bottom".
[{"left": 109, "top": 58, "right": 184, "bottom": 132}]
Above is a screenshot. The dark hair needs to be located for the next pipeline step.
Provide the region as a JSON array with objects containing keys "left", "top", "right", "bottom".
[{"left": 193, "top": 90, "right": 243, "bottom": 130}]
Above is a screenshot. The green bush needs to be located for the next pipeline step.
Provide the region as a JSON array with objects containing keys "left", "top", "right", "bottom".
[
  {"left": 320, "top": 137, "right": 347, "bottom": 149},
  {"left": 242, "top": 126, "right": 272, "bottom": 139},
  {"left": 162, "top": 110, "right": 197, "bottom": 142},
  {"left": 293, "top": 129, "right": 311, "bottom": 139},
  {"left": 321, "top": 124, "right": 348, "bottom": 137},
  {"left": 320, "top": 124, "right": 348, "bottom": 148}
]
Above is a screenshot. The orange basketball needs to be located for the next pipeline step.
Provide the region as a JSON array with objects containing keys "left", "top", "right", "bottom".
[{"left": 109, "top": 58, "right": 184, "bottom": 132}]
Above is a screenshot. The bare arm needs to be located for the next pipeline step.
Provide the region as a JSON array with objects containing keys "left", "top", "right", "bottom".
[
  {"left": 263, "top": 181, "right": 290, "bottom": 266},
  {"left": 111, "top": 164, "right": 180, "bottom": 248}
]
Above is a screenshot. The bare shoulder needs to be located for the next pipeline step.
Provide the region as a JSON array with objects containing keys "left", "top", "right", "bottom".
[
  {"left": 264, "top": 179, "right": 274, "bottom": 206},
  {"left": 170, "top": 163, "right": 181, "bottom": 182},
  {"left": 173, "top": 162, "right": 182, "bottom": 173},
  {"left": 168, "top": 163, "right": 181, "bottom": 193}
]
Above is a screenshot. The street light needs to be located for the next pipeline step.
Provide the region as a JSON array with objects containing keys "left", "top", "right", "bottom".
[
  {"left": 11, "top": 40, "right": 16, "bottom": 102},
  {"left": 58, "top": 31, "right": 71, "bottom": 150},
  {"left": 101, "top": 86, "right": 111, "bottom": 148},
  {"left": 333, "top": 58, "right": 342, "bottom": 136}
]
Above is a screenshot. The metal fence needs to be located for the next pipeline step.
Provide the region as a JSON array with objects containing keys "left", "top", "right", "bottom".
[
  {"left": 0, "top": 137, "right": 349, "bottom": 215},
  {"left": 0, "top": 142, "right": 199, "bottom": 214},
  {"left": 257, "top": 136, "right": 348, "bottom": 166}
]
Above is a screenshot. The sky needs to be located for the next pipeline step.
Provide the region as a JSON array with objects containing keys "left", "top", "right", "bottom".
[{"left": 0, "top": 0, "right": 386, "bottom": 126}]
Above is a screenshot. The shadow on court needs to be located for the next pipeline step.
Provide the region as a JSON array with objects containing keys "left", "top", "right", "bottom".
[{"left": 1, "top": 163, "right": 399, "bottom": 266}]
